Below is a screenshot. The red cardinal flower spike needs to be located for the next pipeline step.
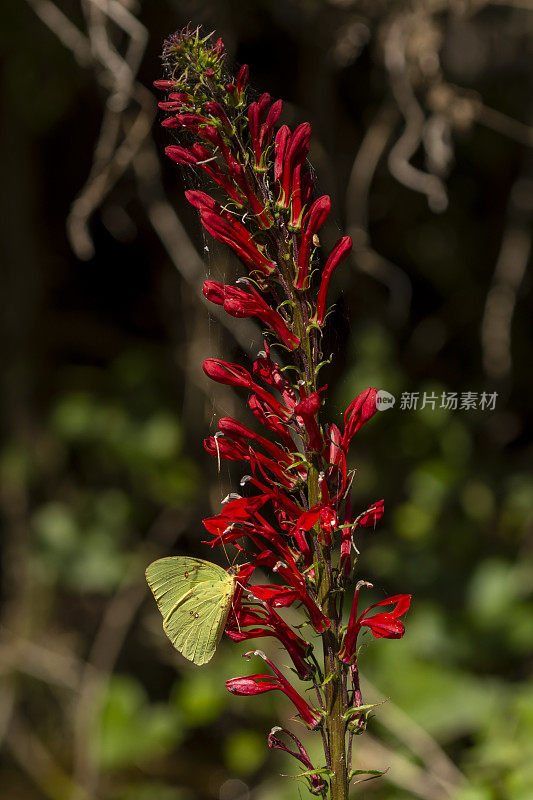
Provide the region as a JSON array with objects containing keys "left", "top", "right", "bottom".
[{"left": 148, "top": 26, "right": 411, "bottom": 800}]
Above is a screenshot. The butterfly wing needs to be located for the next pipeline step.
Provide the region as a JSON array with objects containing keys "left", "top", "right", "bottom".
[{"left": 145, "top": 556, "right": 235, "bottom": 666}]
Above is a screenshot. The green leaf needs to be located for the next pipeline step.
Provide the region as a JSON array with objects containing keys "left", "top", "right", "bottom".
[
  {"left": 343, "top": 700, "right": 387, "bottom": 721},
  {"left": 348, "top": 768, "right": 388, "bottom": 783}
]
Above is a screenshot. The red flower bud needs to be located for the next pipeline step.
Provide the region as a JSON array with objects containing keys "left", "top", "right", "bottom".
[
  {"left": 356, "top": 499, "right": 384, "bottom": 528},
  {"left": 314, "top": 236, "right": 353, "bottom": 325},
  {"left": 236, "top": 64, "right": 249, "bottom": 94},
  {"left": 294, "top": 392, "right": 323, "bottom": 452},
  {"left": 153, "top": 79, "right": 175, "bottom": 90},
  {"left": 341, "top": 387, "right": 378, "bottom": 450},
  {"left": 294, "top": 195, "right": 331, "bottom": 289},
  {"left": 278, "top": 123, "right": 312, "bottom": 209},
  {"left": 226, "top": 650, "right": 321, "bottom": 727},
  {"left": 199, "top": 210, "right": 275, "bottom": 275},
  {"left": 274, "top": 125, "right": 291, "bottom": 182}
]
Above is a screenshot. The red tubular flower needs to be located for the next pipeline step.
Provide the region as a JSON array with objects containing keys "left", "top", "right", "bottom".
[
  {"left": 356, "top": 499, "right": 385, "bottom": 528},
  {"left": 204, "top": 516, "right": 296, "bottom": 566},
  {"left": 220, "top": 493, "right": 271, "bottom": 520},
  {"left": 226, "top": 604, "right": 311, "bottom": 679},
  {"left": 153, "top": 79, "right": 176, "bottom": 90},
  {"left": 186, "top": 190, "right": 232, "bottom": 218},
  {"left": 204, "top": 434, "right": 297, "bottom": 488},
  {"left": 259, "top": 99, "right": 283, "bottom": 156},
  {"left": 158, "top": 92, "right": 191, "bottom": 111},
  {"left": 204, "top": 100, "right": 233, "bottom": 133},
  {"left": 200, "top": 209, "right": 276, "bottom": 276},
  {"left": 246, "top": 584, "right": 300, "bottom": 608},
  {"left": 288, "top": 166, "right": 315, "bottom": 231},
  {"left": 248, "top": 93, "right": 272, "bottom": 168},
  {"left": 328, "top": 423, "right": 343, "bottom": 467},
  {"left": 268, "top": 727, "right": 326, "bottom": 793},
  {"left": 277, "top": 123, "right": 312, "bottom": 209},
  {"left": 288, "top": 165, "right": 304, "bottom": 231},
  {"left": 161, "top": 112, "right": 208, "bottom": 131},
  {"left": 326, "top": 423, "right": 348, "bottom": 501},
  {"left": 314, "top": 235, "right": 353, "bottom": 326},
  {"left": 203, "top": 280, "right": 299, "bottom": 349},
  {"left": 202, "top": 498, "right": 266, "bottom": 538},
  {"left": 217, "top": 417, "right": 292, "bottom": 465},
  {"left": 252, "top": 550, "right": 329, "bottom": 633},
  {"left": 341, "top": 387, "right": 378, "bottom": 451},
  {"left": 203, "top": 357, "right": 254, "bottom": 389},
  {"left": 212, "top": 37, "right": 224, "bottom": 58},
  {"left": 294, "top": 500, "right": 338, "bottom": 548},
  {"left": 294, "top": 195, "right": 331, "bottom": 289},
  {"left": 166, "top": 145, "right": 243, "bottom": 204},
  {"left": 340, "top": 526, "right": 352, "bottom": 578},
  {"left": 294, "top": 392, "right": 323, "bottom": 452},
  {"left": 339, "top": 582, "right": 411, "bottom": 664},
  {"left": 253, "top": 346, "right": 297, "bottom": 409},
  {"left": 236, "top": 64, "right": 249, "bottom": 97},
  {"left": 203, "top": 359, "right": 289, "bottom": 420},
  {"left": 243, "top": 476, "right": 303, "bottom": 521},
  {"left": 274, "top": 125, "right": 291, "bottom": 182},
  {"left": 226, "top": 156, "right": 273, "bottom": 227},
  {"left": 198, "top": 124, "right": 233, "bottom": 163},
  {"left": 248, "top": 395, "right": 295, "bottom": 449},
  {"left": 226, "top": 650, "right": 321, "bottom": 727}
]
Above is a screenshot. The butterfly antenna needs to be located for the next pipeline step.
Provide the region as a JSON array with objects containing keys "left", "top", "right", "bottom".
[{"left": 221, "top": 537, "right": 231, "bottom": 566}]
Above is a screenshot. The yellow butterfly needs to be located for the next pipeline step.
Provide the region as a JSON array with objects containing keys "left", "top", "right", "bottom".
[{"left": 145, "top": 556, "right": 238, "bottom": 666}]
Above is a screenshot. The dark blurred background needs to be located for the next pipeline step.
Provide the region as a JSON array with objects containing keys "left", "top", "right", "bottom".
[{"left": 1, "top": 1, "right": 532, "bottom": 800}]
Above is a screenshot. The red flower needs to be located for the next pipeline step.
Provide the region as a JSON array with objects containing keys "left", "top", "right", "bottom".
[
  {"left": 339, "top": 582, "right": 411, "bottom": 664},
  {"left": 276, "top": 123, "right": 312, "bottom": 209},
  {"left": 203, "top": 280, "right": 299, "bottom": 349},
  {"left": 252, "top": 550, "right": 330, "bottom": 633},
  {"left": 236, "top": 64, "right": 249, "bottom": 97},
  {"left": 294, "top": 392, "right": 323, "bottom": 452},
  {"left": 314, "top": 236, "right": 353, "bottom": 326},
  {"left": 204, "top": 100, "right": 232, "bottom": 133},
  {"left": 242, "top": 476, "right": 303, "bottom": 520},
  {"left": 293, "top": 475, "right": 339, "bottom": 548},
  {"left": 226, "top": 155, "right": 273, "bottom": 227},
  {"left": 217, "top": 417, "right": 291, "bottom": 464},
  {"left": 253, "top": 346, "right": 297, "bottom": 409},
  {"left": 203, "top": 359, "right": 288, "bottom": 419},
  {"left": 274, "top": 125, "right": 291, "bottom": 182},
  {"left": 226, "top": 650, "right": 321, "bottom": 727},
  {"left": 260, "top": 100, "right": 283, "bottom": 161},
  {"left": 288, "top": 165, "right": 315, "bottom": 231},
  {"left": 226, "top": 604, "right": 311, "bottom": 679},
  {"left": 248, "top": 93, "right": 282, "bottom": 171},
  {"left": 204, "top": 433, "right": 297, "bottom": 488},
  {"left": 294, "top": 195, "right": 331, "bottom": 290},
  {"left": 153, "top": 79, "right": 176, "bottom": 90},
  {"left": 199, "top": 210, "right": 275, "bottom": 276},
  {"left": 341, "top": 387, "right": 378, "bottom": 451},
  {"left": 356, "top": 499, "right": 385, "bottom": 528},
  {"left": 166, "top": 145, "right": 243, "bottom": 204},
  {"left": 248, "top": 395, "right": 295, "bottom": 448},
  {"left": 268, "top": 727, "right": 326, "bottom": 793}
]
